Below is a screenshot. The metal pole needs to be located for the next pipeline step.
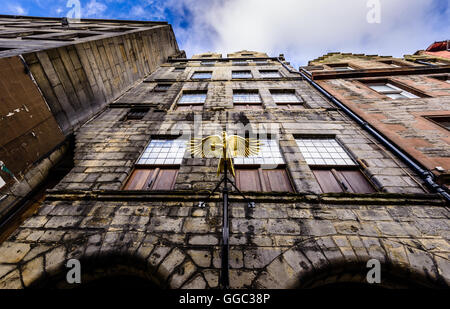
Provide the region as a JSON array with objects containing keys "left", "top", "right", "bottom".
[{"left": 221, "top": 160, "right": 230, "bottom": 289}]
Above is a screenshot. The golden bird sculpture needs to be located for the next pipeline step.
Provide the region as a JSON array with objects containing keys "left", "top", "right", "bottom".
[{"left": 188, "top": 131, "right": 261, "bottom": 177}]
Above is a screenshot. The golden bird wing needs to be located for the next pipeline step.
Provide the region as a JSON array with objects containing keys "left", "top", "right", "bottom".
[
  {"left": 188, "top": 135, "right": 223, "bottom": 158},
  {"left": 226, "top": 135, "right": 262, "bottom": 158}
]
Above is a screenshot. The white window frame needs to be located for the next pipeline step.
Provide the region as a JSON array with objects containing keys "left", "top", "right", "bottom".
[
  {"left": 233, "top": 91, "right": 262, "bottom": 103},
  {"left": 271, "top": 91, "right": 301, "bottom": 103},
  {"left": 296, "top": 138, "right": 357, "bottom": 166},
  {"left": 367, "top": 82, "right": 419, "bottom": 99},
  {"left": 178, "top": 92, "right": 207, "bottom": 104},
  {"left": 234, "top": 139, "right": 284, "bottom": 165},
  {"left": 137, "top": 139, "right": 186, "bottom": 165},
  {"left": 232, "top": 70, "right": 252, "bottom": 79},
  {"left": 191, "top": 72, "right": 212, "bottom": 79}
]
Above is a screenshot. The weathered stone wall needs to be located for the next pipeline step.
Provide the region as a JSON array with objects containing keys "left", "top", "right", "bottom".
[
  {"left": 0, "top": 56, "right": 449, "bottom": 289},
  {"left": 0, "top": 17, "right": 182, "bottom": 230},
  {"left": 22, "top": 25, "right": 180, "bottom": 135},
  {"left": 0, "top": 194, "right": 448, "bottom": 288}
]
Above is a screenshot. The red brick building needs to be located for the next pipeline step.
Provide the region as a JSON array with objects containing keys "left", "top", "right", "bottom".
[{"left": 301, "top": 46, "right": 450, "bottom": 189}]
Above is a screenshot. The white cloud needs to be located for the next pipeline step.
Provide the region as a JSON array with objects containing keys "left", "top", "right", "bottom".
[
  {"left": 84, "top": 0, "right": 107, "bottom": 18},
  {"left": 5, "top": 4, "right": 27, "bottom": 15},
  {"left": 162, "top": 0, "right": 450, "bottom": 68},
  {"left": 130, "top": 5, "right": 145, "bottom": 17}
]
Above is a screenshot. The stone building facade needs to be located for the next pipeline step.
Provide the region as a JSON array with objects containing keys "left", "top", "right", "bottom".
[
  {"left": 0, "top": 15, "right": 183, "bottom": 238},
  {"left": 0, "top": 18, "right": 449, "bottom": 289}
]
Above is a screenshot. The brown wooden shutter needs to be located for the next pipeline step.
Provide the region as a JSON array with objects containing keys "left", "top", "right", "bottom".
[
  {"left": 123, "top": 169, "right": 155, "bottom": 190},
  {"left": 124, "top": 168, "right": 178, "bottom": 190},
  {"left": 262, "top": 169, "right": 294, "bottom": 192},
  {"left": 236, "top": 169, "right": 262, "bottom": 191},
  {"left": 236, "top": 168, "right": 293, "bottom": 192},
  {"left": 312, "top": 168, "right": 375, "bottom": 193},
  {"left": 338, "top": 170, "right": 376, "bottom": 193},
  {"left": 151, "top": 168, "right": 178, "bottom": 190},
  {"left": 312, "top": 169, "right": 344, "bottom": 193}
]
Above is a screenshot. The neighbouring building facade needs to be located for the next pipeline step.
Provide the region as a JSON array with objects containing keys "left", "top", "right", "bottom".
[
  {"left": 0, "top": 16, "right": 449, "bottom": 289},
  {"left": 302, "top": 50, "right": 450, "bottom": 189},
  {"left": 0, "top": 15, "right": 182, "bottom": 241}
]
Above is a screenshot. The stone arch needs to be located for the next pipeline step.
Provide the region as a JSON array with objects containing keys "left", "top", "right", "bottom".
[
  {"left": 253, "top": 236, "right": 450, "bottom": 289},
  {"left": 0, "top": 233, "right": 196, "bottom": 289}
]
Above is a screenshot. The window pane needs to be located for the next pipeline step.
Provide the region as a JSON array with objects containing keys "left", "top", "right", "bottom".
[
  {"left": 179, "top": 93, "right": 207, "bottom": 104},
  {"left": 386, "top": 93, "right": 408, "bottom": 99},
  {"left": 369, "top": 83, "right": 419, "bottom": 99},
  {"left": 335, "top": 67, "right": 353, "bottom": 71},
  {"left": 399, "top": 90, "right": 419, "bottom": 99},
  {"left": 235, "top": 139, "right": 284, "bottom": 165},
  {"left": 271, "top": 92, "right": 300, "bottom": 103},
  {"left": 295, "top": 138, "right": 356, "bottom": 166},
  {"left": 232, "top": 71, "right": 252, "bottom": 78},
  {"left": 192, "top": 72, "right": 212, "bottom": 79},
  {"left": 233, "top": 91, "right": 261, "bottom": 103},
  {"left": 369, "top": 84, "right": 397, "bottom": 92},
  {"left": 426, "top": 116, "right": 450, "bottom": 130},
  {"left": 154, "top": 84, "right": 171, "bottom": 91},
  {"left": 138, "top": 139, "right": 186, "bottom": 165}
]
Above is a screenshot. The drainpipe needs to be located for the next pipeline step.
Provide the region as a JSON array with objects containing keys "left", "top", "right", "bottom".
[{"left": 275, "top": 58, "right": 450, "bottom": 203}]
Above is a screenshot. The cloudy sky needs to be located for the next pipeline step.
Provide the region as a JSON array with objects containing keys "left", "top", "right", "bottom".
[{"left": 1, "top": 0, "right": 448, "bottom": 68}]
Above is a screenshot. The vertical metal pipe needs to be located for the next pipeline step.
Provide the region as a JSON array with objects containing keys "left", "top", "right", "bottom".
[{"left": 221, "top": 160, "right": 230, "bottom": 289}]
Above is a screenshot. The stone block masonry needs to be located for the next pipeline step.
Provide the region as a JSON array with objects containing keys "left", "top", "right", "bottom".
[{"left": 0, "top": 49, "right": 449, "bottom": 289}]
